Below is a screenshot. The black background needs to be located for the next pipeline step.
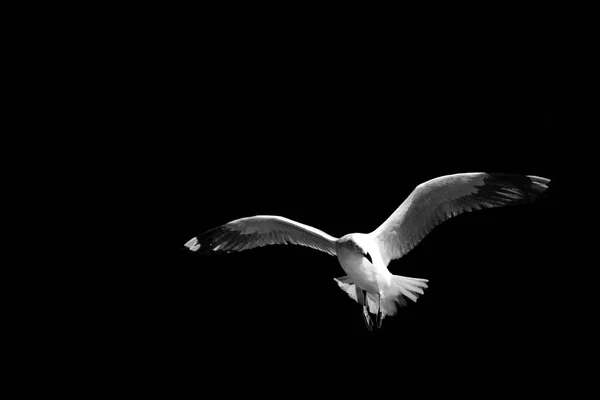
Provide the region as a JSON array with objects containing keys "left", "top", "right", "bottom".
[{"left": 102, "top": 11, "right": 577, "bottom": 386}]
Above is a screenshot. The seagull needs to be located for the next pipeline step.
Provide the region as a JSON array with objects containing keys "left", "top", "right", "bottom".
[{"left": 184, "top": 172, "right": 550, "bottom": 330}]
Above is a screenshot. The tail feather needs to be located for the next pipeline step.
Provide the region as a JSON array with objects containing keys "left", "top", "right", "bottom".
[
  {"left": 334, "top": 274, "right": 429, "bottom": 317},
  {"left": 382, "top": 274, "right": 428, "bottom": 316}
]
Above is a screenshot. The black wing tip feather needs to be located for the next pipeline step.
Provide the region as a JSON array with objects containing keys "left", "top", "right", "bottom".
[
  {"left": 184, "top": 225, "right": 238, "bottom": 254},
  {"left": 526, "top": 175, "right": 552, "bottom": 190},
  {"left": 481, "top": 173, "right": 552, "bottom": 203}
]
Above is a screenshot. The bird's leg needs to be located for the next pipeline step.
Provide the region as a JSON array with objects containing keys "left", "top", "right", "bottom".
[
  {"left": 359, "top": 289, "right": 372, "bottom": 331},
  {"left": 376, "top": 293, "right": 383, "bottom": 329}
]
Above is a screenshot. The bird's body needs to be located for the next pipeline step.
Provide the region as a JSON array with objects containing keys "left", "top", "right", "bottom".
[
  {"left": 337, "top": 233, "right": 388, "bottom": 294},
  {"left": 184, "top": 172, "right": 551, "bottom": 330}
]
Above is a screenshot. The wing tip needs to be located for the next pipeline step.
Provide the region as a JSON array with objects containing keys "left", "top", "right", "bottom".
[
  {"left": 526, "top": 175, "right": 551, "bottom": 191},
  {"left": 484, "top": 172, "right": 552, "bottom": 199},
  {"left": 184, "top": 237, "right": 201, "bottom": 251}
]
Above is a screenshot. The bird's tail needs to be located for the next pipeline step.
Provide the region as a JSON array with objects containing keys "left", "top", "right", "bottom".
[
  {"left": 334, "top": 274, "right": 428, "bottom": 317},
  {"left": 381, "top": 275, "right": 429, "bottom": 316}
]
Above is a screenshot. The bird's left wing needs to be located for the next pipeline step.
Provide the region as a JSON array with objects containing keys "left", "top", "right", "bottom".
[
  {"left": 370, "top": 173, "right": 551, "bottom": 266},
  {"left": 185, "top": 215, "right": 338, "bottom": 256}
]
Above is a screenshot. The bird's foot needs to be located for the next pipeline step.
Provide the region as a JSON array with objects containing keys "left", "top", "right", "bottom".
[
  {"left": 376, "top": 310, "right": 383, "bottom": 329},
  {"left": 363, "top": 309, "right": 373, "bottom": 331}
]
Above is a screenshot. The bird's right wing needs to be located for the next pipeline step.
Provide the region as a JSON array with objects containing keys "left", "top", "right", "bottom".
[
  {"left": 185, "top": 215, "right": 339, "bottom": 256},
  {"left": 370, "top": 173, "right": 551, "bottom": 266}
]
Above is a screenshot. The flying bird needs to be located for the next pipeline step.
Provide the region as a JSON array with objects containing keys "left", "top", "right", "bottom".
[{"left": 184, "top": 172, "right": 550, "bottom": 330}]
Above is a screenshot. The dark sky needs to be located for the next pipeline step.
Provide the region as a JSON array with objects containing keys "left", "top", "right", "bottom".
[{"left": 122, "top": 30, "right": 570, "bottom": 371}]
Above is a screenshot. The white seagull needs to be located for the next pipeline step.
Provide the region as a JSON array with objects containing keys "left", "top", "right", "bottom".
[{"left": 184, "top": 172, "right": 550, "bottom": 330}]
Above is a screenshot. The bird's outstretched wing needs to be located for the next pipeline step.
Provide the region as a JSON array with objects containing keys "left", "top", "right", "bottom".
[
  {"left": 370, "top": 173, "right": 551, "bottom": 266},
  {"left": 184, "top": 215, "right": 338, "bottom": 256}
]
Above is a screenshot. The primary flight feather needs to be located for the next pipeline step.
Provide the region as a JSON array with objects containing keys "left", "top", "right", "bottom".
[{"left": 184, "top": 172, "right": 550, "bottom": 330}]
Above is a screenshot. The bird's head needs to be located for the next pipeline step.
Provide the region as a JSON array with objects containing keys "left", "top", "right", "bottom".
[{"left": 338, "top": 234, "right": 373, "bottom": 263}]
